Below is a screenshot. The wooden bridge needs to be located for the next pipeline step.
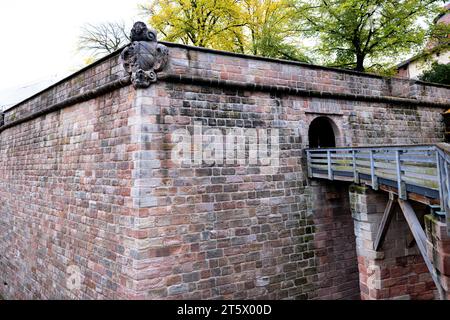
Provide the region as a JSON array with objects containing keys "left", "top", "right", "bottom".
[{"left": 305, "top": 144, "right": 450, "bottom": 299}]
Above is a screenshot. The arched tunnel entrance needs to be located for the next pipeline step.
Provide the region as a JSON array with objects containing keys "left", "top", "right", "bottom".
[
  {"left": 306, "top": 116, "right": 360, "bottom": 299},
  {"left": 308, "top": 117, "right": 337, "bottom": 148}
]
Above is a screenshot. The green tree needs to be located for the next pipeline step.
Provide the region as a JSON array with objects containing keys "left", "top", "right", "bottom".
[
  {"left": 297, "top": 0, "right": 444, "bottom": 72},
  {"left": 427, "top": 15, "right": 450, "bottom": 48},
  {"left": 140, "top": 0, "right": 246, "bottom": 52},
  {"left": 140, "top": 0, "right": 309, "bottom": 61},
  {"left": 241, "top": 0, "right": 309, "bottom": 61},
  {"left": 419, "top": 62, "right": 450, "bottom": 85}
]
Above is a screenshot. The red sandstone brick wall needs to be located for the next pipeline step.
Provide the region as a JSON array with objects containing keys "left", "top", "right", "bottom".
[
  {"left": 0, "top": 43, "right": 449, "bottom": 300},
  {"left": 0, "top": 87, "right": 137, "bottom": 299},
  {"left": 4, "top": 55, "right": 123, "bottom": 126},
  {"left": 126, "top": 83, "right": 310, "bottom": 299},
  {"left": 358, "top": 255, "right": 436, "bottom": 300},
  {"left": 425, "top": 215, "right": 450, "bottom": 299},
  {"left": 307, "top": 181, "right": 360, "bottom": 300},
  {"left": 164, "top": 45, "right": 449, "bottom": 105}
]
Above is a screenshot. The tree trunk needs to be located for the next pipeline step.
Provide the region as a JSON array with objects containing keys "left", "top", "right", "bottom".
[{"left": 355, "top": 54, "right": 365, "bottom": 72}]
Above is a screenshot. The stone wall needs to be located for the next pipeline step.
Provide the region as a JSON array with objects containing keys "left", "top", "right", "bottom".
[
  {"left": 350, "top": 185, "right": 436, "bottom": 300},
  {"left": 0, "top": 40, "right": 449, "bottom": 300},
  {"left": 0, "top": 86, "right": 138, "bottom": 299},
  {"left": 307, "top": 181, "right": 360, "bottom": 299},
  {"left": 2, "top": 54, "right": 123, "bottom": 127},
  {"left": 425, "top": 215, "right": 450, "bottom": 299}
]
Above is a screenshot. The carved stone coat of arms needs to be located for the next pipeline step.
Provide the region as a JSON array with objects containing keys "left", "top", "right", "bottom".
[{"left": 121, "top": 21, "right": 169, "bottom": 88}]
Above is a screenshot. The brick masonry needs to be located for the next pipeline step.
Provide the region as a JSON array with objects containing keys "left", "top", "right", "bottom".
[
  {"left": 350, "top": 185, "right": 436, "bottom": 300},
  {"left": 306, "top": 181, "right": 360, "bottom": 300},
  {"left": 0, "top": 86, "right": 137, "bottom": 299},
  {"left": 425, "top": 215, "right": 450, "bottom": 299},
  {"left": 0, "top": 42, "right": 449, "bottom": 299}
]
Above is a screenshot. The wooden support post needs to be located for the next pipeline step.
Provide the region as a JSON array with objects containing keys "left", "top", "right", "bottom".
[
  {"left": 370, "top": 150, "right": 378, "bottom": 190},
  {"left": 396, "top": 150, "right": 406, "bottom": 199},
  {"left": 398, "top": 199, "right": 446, "bottom": 300},
  {"left": 374, "top": 193, "right": 396, "bottom": 251},
  {"left": 327, "top": 150, "right": 333, "bottom": 180}
]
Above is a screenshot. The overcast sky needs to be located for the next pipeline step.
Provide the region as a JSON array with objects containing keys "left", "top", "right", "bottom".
[
  {"left": 0, "top": 0, "right": 142, "bottom": 106},
  {"left": 1, "top": 1, "right": 448, "bottom": 108}
]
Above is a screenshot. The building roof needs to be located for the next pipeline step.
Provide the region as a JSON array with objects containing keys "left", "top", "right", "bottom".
[
  {"left": 396, "top": 44, "right": 449, "bottom": 69},
  {"left": 397, "top": 4, "right": 450, "bottom": 69},
  {"left": 435, "top": 3, "right": 450, "bottom": 24}
]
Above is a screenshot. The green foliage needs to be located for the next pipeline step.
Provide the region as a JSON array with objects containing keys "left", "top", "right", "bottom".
[
  {"left": 141, "top": 0, "right": 246, "bottom": 51},
  {"left": 428, "top": 21, "right": 450, "bottom": 48},
  {"left": 241, "top": 0, "right": 309, "bottom": 61},
  {"left": 79, "top": 1, "right": 446, "bottom": 73},
  {"left": 140, "top": 0, "right": 309, "bottom": 61},
  {"left": 419, "top": 62, "right": 450, "bottom": 85},
  {"left": 296, "top": 0, "right": 444, "bottom": 72},
  {"left": 252, "top": 31, "right": 310, "bottom": 61}
]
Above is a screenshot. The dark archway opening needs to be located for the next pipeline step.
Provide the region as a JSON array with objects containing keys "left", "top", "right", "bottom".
[{"left": 308, "top": 117, "right": 336, "bottom": 148}]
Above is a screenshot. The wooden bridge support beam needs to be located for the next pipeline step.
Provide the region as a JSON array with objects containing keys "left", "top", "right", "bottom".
[
  {"left": 371, "top": 196, "right": 447, "bottom": 299},
  {"left": 397, "top": 200, "right": 446, "bottom": 300},
  {"left": 373, "top": 193, "right": 395, "bottom": 251}
]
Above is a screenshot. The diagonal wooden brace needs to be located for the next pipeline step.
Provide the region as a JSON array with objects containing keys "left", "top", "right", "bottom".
[
  {"left": 374, "top": 193, "right": 396, "bottom": 251},
  {"left": 398, "top": 199, "right": 446, "bottom": 300}
]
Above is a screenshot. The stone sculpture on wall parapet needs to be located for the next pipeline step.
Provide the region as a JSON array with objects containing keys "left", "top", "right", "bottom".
[{"left": 121, "top": 21, "right": 169, "bottom": 89}]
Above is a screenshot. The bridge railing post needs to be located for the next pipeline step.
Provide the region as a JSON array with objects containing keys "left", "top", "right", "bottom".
[
  {"left": 352, "top": 150, "right": 359, "bottom": 183},
  {"left": 436, "top": 150, "right": 445, "bottom": 211},
  {"left": 444, "top": 160, "right": 450, "bottom": 213},
  {"left": 370, "top": 149, "right": 378, "bottom": 190},
  {"left": 306, "top": 150, "right": 312, "bottom": 178},
  {"left": 396, "top": 150, "right": 406, "bottom": 199},
  {"left": 436, "top": 147, "right": 450, "bottom": 236},
  {"left": 327, "top": 150, "right": 333, "bottom": 180},
  {"left": 446, "top": 162, "right": 450, "bottom": 236}
]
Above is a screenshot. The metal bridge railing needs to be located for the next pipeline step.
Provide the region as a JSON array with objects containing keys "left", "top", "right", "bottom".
[
  {"left": 435, "top": 146, "right": 450, "bottom": 229},
  {"left": 305, "top": 144, "right": 450, "bottom": 235}
]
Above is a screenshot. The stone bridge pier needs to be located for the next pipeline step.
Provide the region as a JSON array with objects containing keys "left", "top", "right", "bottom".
[
  {"left": 349, "top": 185, "right": 436, "bottom": 299},
  {"left": 425, "top": 216, "right": 450, "bottom": 299},
  {"left": 309, "top": 181, "right": 450, "bottom": 300}
]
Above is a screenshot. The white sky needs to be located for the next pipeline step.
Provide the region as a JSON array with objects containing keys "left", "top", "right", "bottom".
[
  {"left": 0, "top": 1, "right": 448, "bottom": 108},
  {"left": 0, "top": 0, "right": 142, "bottom": 106}
]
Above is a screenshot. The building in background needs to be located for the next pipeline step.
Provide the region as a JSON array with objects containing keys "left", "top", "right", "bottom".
[{"left": 397, "top": 4, "right": 450, "bottom": 79}]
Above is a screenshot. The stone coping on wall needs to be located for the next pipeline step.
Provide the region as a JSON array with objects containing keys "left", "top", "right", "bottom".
[
  {"left": 160, "top": 41, "right": 450, "bottom": 89},
  {"left": 2, "top": 41, "right": 450, "bottom": 131}
]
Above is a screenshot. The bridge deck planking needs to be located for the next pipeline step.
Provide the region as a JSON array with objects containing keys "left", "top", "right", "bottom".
[
  {"left": 311, "top": 169, "right": 440, "bottom": 206},
  {"left": 306, "top": 144, "right": 450, "bottom": 235}
]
